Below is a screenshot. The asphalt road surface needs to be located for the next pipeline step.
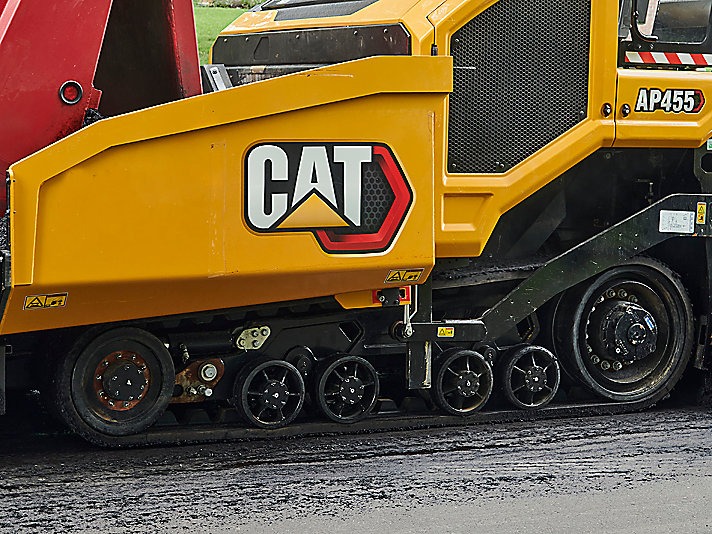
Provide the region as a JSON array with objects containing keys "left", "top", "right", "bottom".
[{"left": 0, "top": 406, "right": 711, "bottom": 533}]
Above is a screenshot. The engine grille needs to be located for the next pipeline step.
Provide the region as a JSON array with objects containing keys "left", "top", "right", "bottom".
[{"left": 447, "top": 0, "right": 591, "bottom": 174}]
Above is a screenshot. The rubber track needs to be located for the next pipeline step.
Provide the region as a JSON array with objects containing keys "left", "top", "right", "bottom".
[{"left": 84, "top": 396, "right": 662, "bottom": 448}]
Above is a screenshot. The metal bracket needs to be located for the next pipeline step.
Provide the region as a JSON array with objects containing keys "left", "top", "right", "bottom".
[
  {"left": 406, "top": 276, "right": 432, "bottom": 390},
  {"left": 481, "top": 194, "right": 712, "bottom": 342},
  {"left": 235, "top": 326, "right": 271, "bottom": 351},
  {"left": 395, "top": 321, "right": 486, "bottom": 343},
  {"left": 200, "top": 64, "right": 233, "bottom": 93}
]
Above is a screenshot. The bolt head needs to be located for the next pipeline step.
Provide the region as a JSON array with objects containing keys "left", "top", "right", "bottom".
[
  {"left": 108, "top": 400, "right": 114, "bottom": 406},
  {"left": 96, "top": 375, "right": 102, "bottom": 381},
  {"left": 102, "top": 361, "right": 109, "bottom": 367},
  {"left": 123, "top": 401, "right": 130, "bottom": 408},
  {"left": 252, "top": 340, "right": 260, "bottom": 348},
  {"left": 261, "top": 328, "right": 269, "bottom": 336}
]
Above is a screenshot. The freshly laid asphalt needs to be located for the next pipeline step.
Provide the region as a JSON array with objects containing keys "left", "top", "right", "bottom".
[{"left": 0, "top": 405, "right": 710, "bottom": 532}]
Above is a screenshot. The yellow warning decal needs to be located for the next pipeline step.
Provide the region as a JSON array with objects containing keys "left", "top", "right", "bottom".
[
  {"left": 385, "top": 269, "right": 424, "bottom": 283},
  {"left": 437, "top": 326, "right": 455, "bottom": 338},
  {"left": 697, "top": 202, "right": 707, "bottom": 224},
  {"left": 24, "top": 293, "right": 68, "bottom": 310}
]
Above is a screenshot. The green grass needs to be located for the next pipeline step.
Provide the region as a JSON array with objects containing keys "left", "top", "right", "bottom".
[{"left": 194, "top": 6, "right": 246, "bottom": 64}]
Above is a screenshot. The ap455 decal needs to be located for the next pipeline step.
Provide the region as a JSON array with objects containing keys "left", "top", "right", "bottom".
[
  {"left": 635, "top": 88, "right": 705, "bottom": 113},
  {"left": 245, "top": 143, "right": 412, "bottom": 254}
]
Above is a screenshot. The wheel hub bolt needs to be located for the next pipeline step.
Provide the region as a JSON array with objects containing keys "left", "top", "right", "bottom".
[
  {"left": 591, "top": 355, "right": 600, "bottom": 364},
  {"left": 456, "top": 372, "right": 480, "bottom": 397},
  {"left": 199, "top": 363, "right": 218, "bottom": 382},
  {"left": 612, "top": 361, "right": 623, "bottom": 371},
  {"left": 262, "top": 381, "right": 289, "bottom": 409},
  {"left": 618, "top": 289, "right": 628, "bottom": 298},
  {"left": 339, "top": 377, "right": 365, "bottom": 404},
  {"left": 601, "top": 361, "right": 611, "bottom": 370},
  {"left": 606, "top": 289, "right": 616, "bottom": 298}
]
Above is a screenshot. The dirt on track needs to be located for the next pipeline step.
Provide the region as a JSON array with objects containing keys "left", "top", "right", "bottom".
[{"left": 0, "top": 405, "right": 711, "bottom": 533}]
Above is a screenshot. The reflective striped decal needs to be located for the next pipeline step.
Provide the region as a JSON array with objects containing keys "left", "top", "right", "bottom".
[{"left": 625, "top": 51, "right": 712, "bottom": 66}]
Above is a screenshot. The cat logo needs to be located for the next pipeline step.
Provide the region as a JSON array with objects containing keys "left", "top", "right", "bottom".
[
  {"left": 245, "top": 143, "right": 412, "bottom": 254},
  {"left": 24, "top": 293, "right": 68, "bottom": 310},
  {"left": 385, "top": 269, "right": 424, "bottom": 283}
]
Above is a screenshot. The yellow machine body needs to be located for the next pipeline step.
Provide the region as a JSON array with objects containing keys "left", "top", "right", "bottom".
[{"left": 5, "top": 0, "right": 712, "bottom": 335}]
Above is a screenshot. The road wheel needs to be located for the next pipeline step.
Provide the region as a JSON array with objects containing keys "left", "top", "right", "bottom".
[
  {"left": 499, "top": 345, "right": 560, "bottom": 410},
  {"left": 433, "top": 349, "right": 493, "bottom": 415},
  {"left": 51, "top": 328, "right": 175, "bottom": 440},
  {"left": 555, "top": 258, "right": 693, "bottom": 402},
  {"left": 314, "top": 355, "right": 379, "bottom": 423},
  {"left": 234, "top": 358, "right": 305, "bottom": 429}
]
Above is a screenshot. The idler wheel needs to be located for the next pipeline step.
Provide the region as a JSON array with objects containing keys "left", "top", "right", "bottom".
[
  {"left": 51, "top": 328, "right": 175, "bottom": 438},
  {"left": 234, "top": 358, "right": 305, "bottom": 429},
  {"left": 433, "top": 349, "right": 493, "bottom": 416},
  {"left": 314, "top": 355, "right": 379, "bottom": 423},
  {"left": 554, "top": 258, "right": 693, "bottom": 402},
  {"left": 499, "top": 345, "right": 560, "bottom": 410}
]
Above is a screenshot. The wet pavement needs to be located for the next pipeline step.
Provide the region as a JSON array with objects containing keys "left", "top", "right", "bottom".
[{"left": 0, "top": 405, "right": 711, "bottom": 533}]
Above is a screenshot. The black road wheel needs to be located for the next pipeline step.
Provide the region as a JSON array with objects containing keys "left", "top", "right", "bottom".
[
  {"left": 314, "top": 355, "right": 379, "bottom": 423},
  {"left": 433, "top": 349, "right": 493, "bottom": 415},
  {"left": 555, "top": 258, "right": 693, "bottom": 402},
  {"left": 500, "top": 345, "right": 560, "bottom": 410},
  {"left": 51, "top": 328, "right": 175, "bottom": 439},
  {"left": 234, "top": 359, "right": 305, "bottom": 429}
]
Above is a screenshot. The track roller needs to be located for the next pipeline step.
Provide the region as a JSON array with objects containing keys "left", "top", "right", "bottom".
[
  {"left": 433, "top": 349, "right": 493, "bottom": 416},
  {"left": 233, "top": 358, "right": 305, "bottom": 429},
  {"left": 499, "top": 345, "right": 560, "bottom": 410},
  {"left": 314, "top": 355, "right": 379, "bottom": 423}
]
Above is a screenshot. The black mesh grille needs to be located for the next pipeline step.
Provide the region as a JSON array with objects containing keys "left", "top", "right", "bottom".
[
  {"left": 332, "top": 161, "right": 393, "bottom": 235},
  {"left": 447, "top": 0, "right": 591, "bottom": 174}
]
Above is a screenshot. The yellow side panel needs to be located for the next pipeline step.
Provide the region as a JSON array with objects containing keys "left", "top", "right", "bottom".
[
  {"left": 615, "top": 69, "right": 712, "bottom": 148},
  {"left": 3, "top": 56, "right": 451, "bottom": 334},
  {"left": 428, "top": 0, "right": 619, "bottom": 257}
]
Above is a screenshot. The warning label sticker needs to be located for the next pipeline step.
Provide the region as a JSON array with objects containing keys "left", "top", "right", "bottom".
[
  {"left": 698, "top": 202, "right": 707, "bottom": 224},
  {"left": 24, "top": 293, "right": 68, "bottom": 310},
  {"left": 385, "top": 269, "right": 424, "bottom": 283},
  {"left": 437, "top": 326, "right": 455, "bottom": 338}
]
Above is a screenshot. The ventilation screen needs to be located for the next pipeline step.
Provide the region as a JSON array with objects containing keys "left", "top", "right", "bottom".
[{"left": 447, "top": 0, "right": 591, "bottom": 174}]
